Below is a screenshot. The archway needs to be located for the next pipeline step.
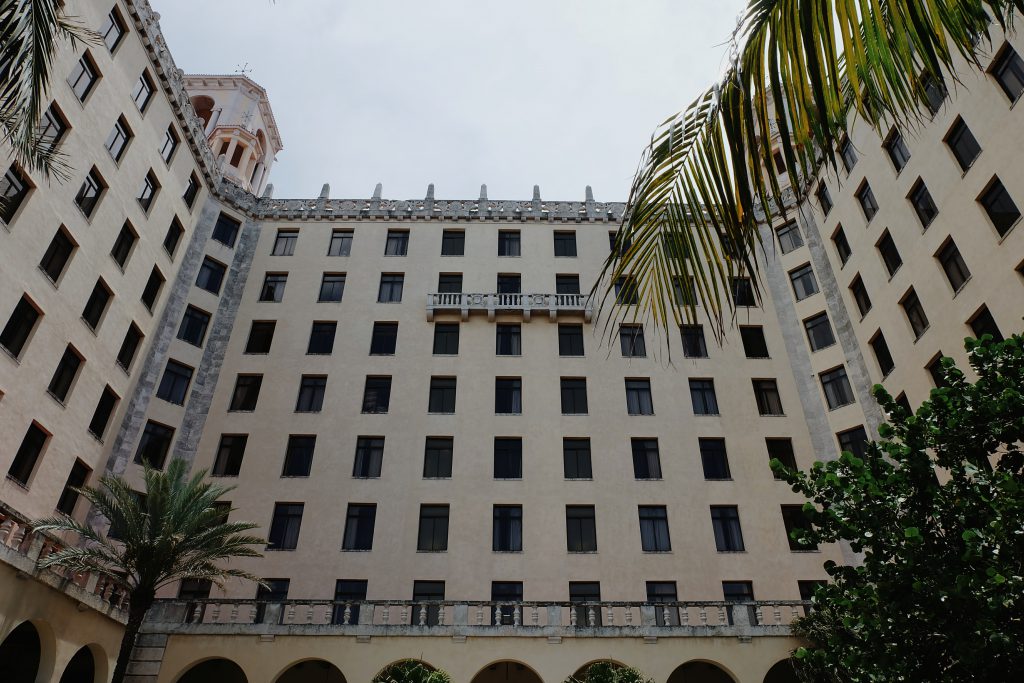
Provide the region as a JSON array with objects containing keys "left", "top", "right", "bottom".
[
  {"left": 0, "top": 621, "right": 42, "bottom": 683},
  {"left": 177, "top": 658, "right": 247, "bottom": 683},
  {"left": 471, "top": 661, "right": 543, "bottom": 683},
  {"left": 666, "top": 661, "right": 736, "bottom": 683},
  {"left": 374, "top": 660, "right": 438, "bottom": 681},
  {"left": 570, "top": 660, "right": 629, "bottom": 681},
  {"left": 59, "top": 645, "right": 97, "bottom": 683},
  {"left": 276, "top": 659, "right": 346, "bottom": 683},
  {"left": 763, "top": 660, "right": 799, "bottom": 683},
  {"left": 190, "top": 96, "right": 215, "bottom": 128}
]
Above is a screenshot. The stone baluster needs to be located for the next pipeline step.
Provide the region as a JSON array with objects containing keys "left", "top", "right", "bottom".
[
  {"left": 437, "top": 604, "right": 445, "bottom": 625},
  {"left": 662, "top": 605, "right": 671, "bottom": 626},
  {"left": 343, "top": 604, "right": 352, "bottom": 625},
  {"left": 513, "top": 604, "right": 521, "bottom": 627},
  {"left": 773, "top": 605, "right": 782, "bottom": 625},
  {"left": 229, "top": 603, "right": 239, "bottom": 622},
  {"left": 477, "top": 605, "right": 484, "bottom": 625},
  {"left": 192, "top": 604, "right": 202, "bottom": 623},
  {"left": 531, "top": 605, "right": 539, "bottom": 626},
  {"left": 10, "top": 524, "right": 27, "bottom": 550},
  {"left": 494, "top": 604, "right": 502, "bottom": 625},
  {"left": 607, "top": 605, "right": 614, "bottom": 626},
  {"left": 307, "top": 605, "right": 315, "bottom": 623},
  {"left": 681, "top": 605, "right": 689, "bottom": 626},
  {"left": 791, "top": 605, "right": 800, "bottom": 621},
  {"left": 211, "top": 604, "right": 221, "bottom": 622},
  {"left": 570, "top": 606, "right": 578, "bottom": 627},
  {"left": 755, "top": 605, "right": 764, "bottom": 625},
  {"left": 418, "top": 604, "right": 427, "bottom": 626},
  {"left": 587, "top": 606, "right": 596, "bottom": 627},
  {"left": 0, "top": 519, "right": 16, "bottom": 546},
  {"left": 718, "top": 606, "right": 726, "bottom": 625},
  {"left": 624, "top": 606, "right": 633, "bottom": 625},
  {"left": 400, "top": 604, "right": 408, "bottom": 624},
  {"left": 699, "top": 606, "right": 708, "bottom": 625},
  {"left": 382, "top": 603, "right": 390, "bottom": 624}
]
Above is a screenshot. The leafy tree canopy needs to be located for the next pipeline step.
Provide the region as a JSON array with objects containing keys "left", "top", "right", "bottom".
[
  {"left": 374, "top": 660, "right": 452, "bottom": 683},
  {"left": 565, "top": 661, "right": 654, "bottom": 683}
]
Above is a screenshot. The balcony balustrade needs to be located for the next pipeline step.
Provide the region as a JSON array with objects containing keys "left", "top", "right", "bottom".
[{"left": 426, "top": 292, "right": 593, "bottom": 322}]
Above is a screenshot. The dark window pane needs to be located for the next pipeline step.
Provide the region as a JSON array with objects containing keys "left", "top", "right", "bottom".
[
  {"left": 553, "top": 231, "right": 577, "bottom": 257},
  {"left": 908, "top": 181, "right": 939, "bottom": 227},
  {"left": 441, "top": 230, "right": 464, "bottom": 256},
  {"left": 342, "top": 504, "right": 377, "bottom": 550},
  {"left": 638, "top": 506, "right": 671, "bottom": 551},
  {"left": 689, "top": 379, "right": 718, "bottom": 415},
  {"left": 417, "top": 505, "right": 449, "bottom": 551},
  {"left": 619, "top": 325, "right": 646, "bottom": 358},
  {"left": 870, "top": 332, "right": 895, "bottom": 376},
  {"left": 272, "top": 230, "right": 298, "bottom": 256},
  {"left": 308, "top": 321, "right": 337, "bottom": 354},
  {"left": 378, "top": 274, "right": 404, "bottom": 303},
  {"left": 945, "top": 118, "right": 981, "bottom": 171},
  {"left": 177, "top": 306, "right": 210, "bottom": 347},
  {"left": 566, "top": 506, "right": 597, "bottom": 552},
  {"left": 39, "top": 228, "right": 75, "bottom": 281},
  {"left": 494, "top": 437, "right": 523, "bottom": 479},
  {"left": 212, "top": 213, "right": 241, "bottom": 248},
  {"left": 901, "top": 290, "right": 930, "bottom": 338},
  {"left": 195, "top": 257, "right": 226, "bottom": 294},
  {"left": 631, "top": 438, "right": 662, "bottom": 479},
  {"left": 229, "top": 374, "right": 263, "bottom": 411},
  {"left": 626, "top": 379, "right": 654, "bottom": 415},
  {"left": 884, "top": 128, "right": 912, "bottom": 172},
  {"left": 424, "top": 437, "right": 453, "bottom": 478},
  {"left": 437, "top": 273, "right": 462, "bottom": 293},
  {"left": 492, "top": 505, "right": 522, "bottom": 551},
  {"left": 156, "top": 360, "right": 193, "bottom": 405},
  {"left": 295, "top": 376, "right": 327, "bottom": 412},
  {"left": 318, "top": 273, "right": 345, "bottom": 302},
  {"left": 969, "top": 306, "right": 1003, "bottom": 342},
  {"left": 370, "top": 322, "right": 398, "bottom": 355},
  {"left": 855, "top": 182, "right": 878, "bottom": 221},
  {"left": 329, "top": 230, "right": 353, "bottom": 256},
  {"left": 851, "top": 276, "right": 872, "bottom": 317},
  {"left": 47, "top": 346, "right": 82, "bottom": 402},
  {"left": 832, "top": 227, "right": 852, "bottom": 265},
  {"left": 730, "top": 277, "right": 756, "bottom": 307},
  {"left": 782, "top": 505, "right": 817, "bottom": 551},
  {"left": 563, "top": 438, "right": 592, "bottom": 479},
  {"left": 560, "top": 378, "right": 588, "bottom": 414},
  {"left": 496, "top": 324, "right": 522, "bottom": 355},
  {"left": 116, "top": 324, "right": 143, "bottom": 371},
  {"left": 267, "top": 503, "right": 303, "bottom": 550},
  {"left": 362, "top": 376, "right": 392, "bottom": 413},
  {"left": 556, "top": 274, "right": 581, "bottom": 295},
  {"left": 282, "top": 435, "right": 315, "bottom": 477},
  {"left": 558, "top": 324, "right": 584, "bottom": 357},
  {"left": 711, "top": 505, "right": 745, "bottom": 551},
  {"left": 432, "top": 323, "right": 459, "bottom": 355},
  {"left": 428, "top": 377, "right": 457, "bottom": 414},
  {"left": 140, "top": 268, "right": 164, "bottom": 311},
  {"left": 8, "top": 423, "right": 49, "bottom": 485},
  {"left": 699, "top": 438, "right": 731, "bottom": 479},
  {"left": 767, "top": 438, "right": 797, "bottom": 478},
  {"left": 837, "top": 426, "right": 869, "bottom": 458},
  {"left": 259, "top": 273, "right": 287, "bottom": 302},
  {"left": 776, "top": 220, "right": 803, "bottom": 254},
  {"left": 753, "top": 379, "right": 784, "bottom": 415},
  {"left": 804, "top": 313, "right": 836, "bottom": 351},
  {"left": 789, "top": 264, "right": 819, "bottom": 300},
  {"left": 979, "top": 178, "right": 1021, "bottom": 236},
  {"left": 740, "top": 326, "right": 769, "bottom": 358},
  {"left": 1, "top": 296, "right": 41, "bottom": 357},
  {"left": 820, "top": 367, "right": 855, "bottom": 409},
  {"left": 87, "top": 386, "right": 119, "bottom": 440},
  {"left": 134, "top": 421, "right": 174, "bottom": 469},
  {"left": 353, "top": 436, "right": 384, "bottom": 478},
  {"left": 56, "top": 460, "right": 91, "bottom": 515},
  {"left": 495, "top": 378, "right": 522, "bottom": 414},
  {"left": 385, "top": 230, "right": 409, "bottom": 256},
  {"left": 680, "top": 325, "right": 707, "bottom": 358},
  {"left": 498, "top": 230, "right": 521, "bottom": 256},
  {"left": 212, "top": 434, "right": 247, "bottom": 476},
  {"left": 82, "top": 280, "right": 111, "bottom": 329},
  {"left": 937, "top": 240, "right": 971, "bottom": 292},
  {"left": 993, "top": 45, "right": 1024, "bottom": 101},
  {"left": 246, "top": 321, "right": 276, "bottom": 354}
]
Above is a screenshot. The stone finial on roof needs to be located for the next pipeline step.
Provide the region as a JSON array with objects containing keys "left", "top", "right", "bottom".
[
  {"left": 319, "top": 184, "right": 330, "bottom": 199},
  {"left": 426, "top": 183, "right": 435, "bottom": 200},
  {"left": 533, "top": 185, "right": 541, "bottom": 201},
  {"left": 262, "top": 183, "right": 274, "bottom": 199},
  {"left": 585, "top": 185, "right": 594, "bottom": 202},
  {"left": 479, "top": 184, "right": 488, "bottom": 201},
  {"left": 372, "top": 183, "right": 383, "bottom": 200}
]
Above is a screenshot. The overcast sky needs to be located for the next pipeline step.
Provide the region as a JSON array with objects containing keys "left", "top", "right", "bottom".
[{"left": 158, "top": 0, "right": 747, "bottom": 202}]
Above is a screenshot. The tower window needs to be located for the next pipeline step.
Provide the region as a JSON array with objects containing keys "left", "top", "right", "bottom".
[
  {"left": 566, "top": 506, "right": 597, "bottom": 552},
  {"left": 418, "top": 506, "right": 449, "bottom": 552},
  {"left": 498, "top": 230, "right": 521, "bottom": 257},
  {"left": 558, "top": 323, "right": 584, "bottom": 357},
  {"left": 883, "top": 128, "right": 912, "bottom": 172},
  {"left": 428, "top": 377, "right": 457, "bottom": 414},
  {"left": 492, "top": 505, "right": 523, "bottom": 551},
  {"left": 855, "top": 181, "right": 879, "bottom": 221},
  {"left": 900, "top": 289, "right": 930, "bottom": 339},
  {"left": 553, "top": 231, "right": 577, "bottom": 257},
  {"left": 493, "top": 437, "right": 523, "bottom": 479},
  {"left": 789, "top": 263, "right": 819, "bottom": 300},
  {"left": 740, "top": 325, "right": 769, "bottom": 358},
  {"left": 619, "top": 325, "right": 646, "bottom": 358},
  {"left": 385, "top": 230, "right": 409, "bottom": 256},
  {"left": 423, "top": 437, "right": 453, "bottom": 478},
  {"left": 432, "top": 323, "right": 459, "bottom": 355},
  {"left": 370, "top": 322, "right": 398, "bottom": 355},
  {"left": 563, "top": 438, "right": 592, "bottom": 479},
  {"left": 776, "top": 220, "right": 803, "bottom": 254},
  {"left": 877, "top": 231, "right": 903, "bottom": 276},
  {"left": 177, "top": 306, "right": 210, "bottom": 347},
  {"left": 259, "top": 273, "right": 288, "bottom": 302},
  {"left": 272, "top": 230, "right": 298, "bottom": 256},
  {"left": 196, "top": 257, "right": 227, "bottom": 294},
  {"left": 680, "top": 325, "right": 707, "bottom": 358},
  {"left": 75, "top": 168, "right": 106, "bottom": 218},
  {"left": 495, "top": 378, "right": 522, "bottom": 414},
  {"left": 991, "top": 44, "right": 1024, "bottom": 102},
  {"left": 39, "top": 227, "right": 76, "bottom": 283},
  {"left": 0, "top": 164, "right": 31, "bottom": 224},
  {"left": 228, "top": 374, "right": 263, "bottom": 412},
  {"left": 936, "top": 239, "right": 971, "bottom": 292},
  {"left": 753, "top": 379, "right": 784, "bottom": 415},
  {"left": 441, "top": 229, "right": 464, "bottom": 256},
  {"left": 832, "top": 226, "right": 852, "bottom": 265}
]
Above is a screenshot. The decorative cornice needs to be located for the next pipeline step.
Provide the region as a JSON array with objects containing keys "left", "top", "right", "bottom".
[{"left": 181, "top": 74, "right": 284, "bottom": 152}]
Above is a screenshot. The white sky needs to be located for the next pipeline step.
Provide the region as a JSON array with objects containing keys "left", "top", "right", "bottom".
[{"left": 157, "top": 0, "right": 747, "bottom": 202}]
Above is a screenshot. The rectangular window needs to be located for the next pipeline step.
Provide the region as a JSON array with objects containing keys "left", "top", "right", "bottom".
[
  {"left": 711, "top": 506, "right": 745, "bottom": 551},
  {"left": 626, "top": 379, "right": 654, "bottom": 415},
  {"left": 353, "top": 436, "right": 384, "bottom": 478},
  {"left": 945, "top": 117, "right": 981, "bottom": 171},
  {"left": 105, "top": 116, "right": 132, "bottom": 162},
  {"left": 255, "top": 580, "right": 290, "bottom": 623},
  {"left": 978, "top": 177, "right": 1021, "bottom": 236},
  {"left": 177, "top": 306, "right": 210, "bottom": 347},
  {"left": 259, "top": 273, "right": 287, "bottom": 302},
  {"left": 614, "top": 276, "right": 638, "bottom": 305},
  {"left": 495, "top": 378, "right": 522, "bottom": 414},
  {"left": 37, "top": 103, "right": 68, "bottom": 153},
  {"left": 1, "top": 295, "right": 41, "bottom": 357},
  {"left": 362, "top": 376, "right": 392, "bottom": 413},
  {"left": 212, "top": 434, "right": 247, "bottom": 476},
  {"left": 56, "top": 460, "right": 91, "bottom": 515},
  {"left": 384, "top": 230, "right": 409, "bottom": 256},
  {"left": 855, "top": 182, "right": 879, "bottom": 221},
  {"left": 908, "top": 180, "right": 938, "bottom": 227},
  {"left": 417, "top": 505, "right": 449, "bottom": 552},
  {"left": 560, "top": 378, "right": 588, "bottom": 415},
  {"left": 723, "top": 581, "right": 754, "bottom": 602},
  {"left": 307, "top": 321, "right": 336, "bottom": 355},
  {"left": 870, "top": 332, "right": 895, "bottom": 376},
  {"left": 992, "top": 44, "right": 1024, "bottom": 101},
  {"left": 245, "top": 321, "right": 276, "bottom": 354},
  {"left": 75, "top": 168, "right": 106, "bottom": 218},
  {"left": 646, "top": 582, "right": 679, "bottom": 625},
  {"left": 432, "top": 323, "right": 459, "bottom": 355},
  {"left": 850, "top": 276, "right": 872, "bottom": 317},
  {"left": 40, "top": 227, "right": 76, "bottom": 283},
  {"left": 378, "top": 274, "right": 404, "bottom": 303},
  {"left": 8, "top": 423, "right": 49, "bottom": 486},
  {"left": 342, "top": 504, "right": 377, "bottom": 551},
  {"left": 639, "top": 506, "right": 671, "bottom": 551},
  {"left": 272, "top": 230, "right": 298, "bottom": 256},
  {"left": 776, "top": 220, "right": 803, "bottom": 254},
  {"left": 183, "top": 173, "right": 200, "bottom": 209},
  {"left": 730, "top": 277, "right": 756, "bottom": 307},
  {"left": 134, "top": 421, "right": 174, "bottom": 469},
  {"left": 820, "top": 367, "right": 855, "bottom": 409},
  {"left": 921, "top": 73, "right": 947, "bottom": 114},
  {"left": 789, "top": 263, "right": 819, "bottom": 300},
  {"left": 553, "top": 231, "right": 577, "bottom": 257},
  {"left": 496, "top": 323, "right": 522, "bottom": 355},
  {"left": 498, "top": 230, "right": 521, "bottom": 256},
  {"left": 370, "top": 322, "right": 398, "bottom": 355},
  {"left": 228, "top": 374, "right": 263, "bottom": 411},
  {"left": 804, "top": 312, "right": 835, "bottom": 351},
  {"left": 558, "top": 323, "right": 584, "bottom": 357},
  {"left": 493, "top": 505, "right": 523, "bottom": 551},
  {"left": 424, "top": 437, "right": 453, "bottom": 478},
  {"left": 901, "top": 289, "right": 930, "bottom": 339},
  {"left": 318, "top": 273, "right": 345, "bottom": 302},
  {"left": 837, "top": 426, "right": 869, "bottom": 458},
  {"left": 157, "top": 360, "right": 193, "bottom": 405},
  {"left": 563, "top": 438, "right": 592, "bottom": 479},
  {"left": 680, "top": 325, "right": 707, "bottom": 358},
  {"left": 832, "top": 226, "right": 852, "bottom": 265},
  {"left": 609, "top": 230, "right": 632, "bottom": 256},
  {"left": 496, "top": 273, "right": 521, "bottom": 294},
  {"left": 767, "top": 438, "right": 797, "bottom": 478},
  {"left": 491, "top": 582, "right": 523, "bottom": 625},
  {"left": 566, "top": 506, "right": 597, "bottom": 552},
  {"left": 937, "top": 239, "right": 971, "bottom": 291},
  {"left": 110, "top": 222, "right": 137, "bottom": 268},
  {"left": 631, "top": 438, "right": 662, "bottom": 479},
  {"left": 333, "top": 580, "right": 367, "bottom": 624},
  {"left": 927, "top": 354, "right": 948, "bottom": 388},
  {"left": 753, "top": 379, "right": 784, "bottom": 416},
  {"left": 295, "top": 375, "right": 327, "bottom": 412},
  {"left": 282, "top": 435, "right": 315, "bottom": 477},
  {"left": 160, "top": 126, "right": 179, "bottom": 164},
  {"left": 839, "top": 138, "right": 858, "bottom": 172},
  {"left": 212, "top": 213, "right": 241, "bottom": 248},
  {"left": 100, "top": 8, "right": 127, "bottom": 51},
  {"left": 740, "top": 326, "right": 769, "bottom": 358},
  {"left": 132, "top": 71, "right": 155, "bottom": 111},
  {"left": 68, "top": 53, "right": 100, "bottom": 101},
  {"left": 267, "top": 503, "right": 303, "bottom": 551},
  {"left": 428, "top": 377, "right": 457, "bottom": 414},
  {"left": 141, "top": 267, "right": 165, "bottom": 311},
  {"left": 877, "top": 232, "right": 903, "bottom": 276},
  {"left": 674, "top": 277, "right": 696, "bottom": 307},
  {"left": 328, "top": 229, "right": 353, "bottom": 256},
  {"left": 689, "top": 379, "right": 718, "bottom": 415},
  {"left": 437, "top": 273, "right": 462, "bottom": 293},
  {"left": 195, "top": 257, "right": 226, "bottom": 294},
  {"left": 0, "top": 164, "right": 31, "bottom": 224},
  {"left": 699, "top": 438, "right": 731, "bottom": 479},
  {"left": 441, "top": 229, "right": 464, "bottom": 256},
  {"left": 619, "top": 325, "right": 646, "bottom": 358},
  {"left": 969, "top": 306, "right": 1003, "bottom": 342},
  {"left": 816, "top": 183, "right": 833, "bottom": 215},
  {"left": 494, "top": 437, "right": 523, "bottom": 479},
  {"left": 569, "top": 582, "right": 602, "bottom": 626},
  {"left": 884, "top": 128, "right": 912, "bottom": 172},
  {"left": 87, "top": 386, "right": 119, "bottom": 440},
  {"left": 781, "top": 505, "right": 817, "bottom": 551},
  {"left": 556, "top": 274, "right": 581, "bottom": 295},
  {"left": 116, "top": 324, "right": 143, "bottom": 371}
]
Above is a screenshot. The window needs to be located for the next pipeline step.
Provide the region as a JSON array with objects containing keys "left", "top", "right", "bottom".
[
  {"left": 969, "top": 306, "right": 1003, "bottom": 342},
  {"left": 496, "top": 324, "right": 521, "bottom": 355},
  {"left": 178, "top": 579, "right": 212, "bottom": 602},
  {"left": 255, "top": 580, "right": 290, "bottom": 623},
  {"left": 699, "top": 438, "right": 731, "bottom": 479},
  {"left": 992, "top": 44, "right": 1024, "bottom": 101},
  {"left": 780, "top": 506, "right": 817, "bottom": 551},
  {"left": 318, "top": 273, "right": 345, "bottom": 302},
  {"left": 850, "top": 276, "right": 872, "bottom": 317},
  {"left": 927, "top": 354, "right": 948, "bottom": 388},
  {"left": 433, "top": 323, "right": 459, "bottom": 355},
  {"left": 333, "top": 580, "right": 367, "bottom": 624},
  {"left": 183, "top": 173, "right": 200, "bottom": 209},
  {"left": 1, "top": 295, "right": 41, "bottom": 357},
  {"left": 296, "top": 375, "right": 326, "bottom": 412},
  {"left": 195, "top": 257, "right": 226, "bottom": 295},
  {"left": 177, "top": 306, "right": 210, "bottom": 347},
  {"left": 609, "top": 230, "right": 632, "bottom": 256},
  {"left": 272, "top": 230, "right": 298, "bottom": 256},
  {"left": 68, "top": 53, "right": 99, "bottom": 101},
  {"left": 921, "top": 73, "right": 946, "bottom": 114},
  {"left": 625, "top": 379, "right": 654, "bottom": 415},
  {"left": 100, "top": 8, "right": 127, "bottom": 51},
  {"left": 836, "top": 138, "right": 857, "bottom": 172},
  {"left": 631, "top": 438, "right": 662, "bottom": 479},
  {"left": 75, "top": 168, "right": 105, "bottom": 218},
  {"left": 245, "top": 321, "right": 276, "bottom": 354},
  {"left": 134, "top": 421, "right": 174, "bottom": 469},
  {"left": 116, "top": 324, "right": 143, "bottom": 371},
  {"left": 362, "top": 376, "right": 392, "bottom": 413},
  {"left": 37, "top": 104, "right": 68, "bottom": 153},
  {"left": 884, "top": 128, "right": 912, "bottom": 172},
  {"left": 566, "top": 506, "right": 597, "bottom": 552},
  {"left": 342, "top": 504, "right": 377, "bottom": 550},
  {"left": 619, "top": 325, "right": 646, "bottom": 358},
  {"left": 424, "top": 437, "right": 453, "bottom": 478},
  {"left": 211, "top": 213, "right": 241, "bottom": 248},
  {"left": 212, "top": 435, "right": 247, "bottom": 476},
  {"left": 723, "top": 581, "right": 754, "bottom": 604},
  {"left": 428, "top": 377, "right": 457, "bottom": 414},
  {"left": 385, "top": 230, "right": 409, "bottom": 256},
  {"left": 876, "top": 232, "right": 903, "bottom": 276},
  {"left": 894, "top": 393, "right": 913, "bottom": 416},
  {"left": 804, "top": 313, "right": 835, "bottom": 351},
  {"left": 81, "top": 280, "right": 111, "bottom": 330},
  {"left": 680, "top": 325, "right": 707, "bottom": 358},
  {"left": 978, "top": 177, "right": 1021, "bottom": 236},
  {"left": 491, "top": 582, "right": 523, "bottom": 624},
  {"left": 789, "top": 263, "right": 819, "bottom": 300},
  {"left": 259, "top": 273, "right": 287, "bottom": 302},
  {"left": 495, "top": 378, "right": 522, "bottom": 414},
  {"left": 493, "top": 505, "right": 523, "bottom": 551},
  {"left": 105, "top": 116, "right": 132, "bottom": 162},
  {"left": 378, "top": 274, "right": 404, "bottom": 302},
  {"left": 437, "top": 273, "right": 462, "bottom": 293},
  {"left": 570, "top": 582, "right": 602, "bottom": 626},
  {"left": 837, "top": 426, "right": 869, "bottom": 458},
  {"left": 767, "top": 438, "right": 797, "bottom": 478},
  {"left": 646, "top": 582, "right": 679, "bottom": 625},
  {"left": 554, "top": 231, "right": 577, "bottom": 257},
  {"left": 39, "top": 227, "right": 76, "bottom": 282},
  {"left": 353, "top": 437, "right": 384, "bottom": 478},
  {"left": 558, "top": 324, "right": 584, "bottom": 357},
  {"left": 832, "top": 226, "right": 852, "bottom": 265},
  {"left": 870, "top": 331, "right": 895, "bottom": 376},
  {"left": 498, "top": 230, "right": 521, "bottom": 256},
  {"left": 820, "top": 367, "right": 855, "bottom": 409},
  {"left": 160, "top": 126, "right": 179, "bottom": 164},
  {"left": 267, "top": 503, "right": 303, "bottom": 551},
  {"left": 228, "top": 374, "right": 262, "bottom": 411},
  {"left": 730, "top": 277, "right": 756, "bottom": 307},
  {"left": 855, "top": 182, "right": 878, "bottom": 221},
  {"left": 132, "top": 71, "right": 155, "bottom": 111},
  {"left": 441, "top": 229, "right": 464, "bottom": 256},
  {"left": 816, "top": 183, "right": 833, "bottom": 215},
  {"left": 673, "top": 277, "right": 696, "bottom": 307},
  {"left": 157, "top": 360, "right": 193, "bottom": 405},
  {"left": 711, "top": 506, "right": 745, "bottom": 551},
  {"left": 937, "top": 239, "right": 971, "bottom": 291},
  {"left": 494, "top": 437, "right": 523, "bottom": 479},
  {"left": 689, "top": 379, "right": 718, "bottom": 415},
  {"left": 282, "top": 435, "right": 315, "bottom": 477},
  {"left": 110, "top": 222, "right": 137, "bottom": 268},
  {"left": 328, "top": 229, "right": 353, "bottom": 256},
  {"left": 563, "top": 438, "right": 592, "bottom": 479},
  {"left": 945, "top": 118, "right": 981, "bottom": 171},
  {"left": 740, "top": 326, "right": 769, "bottom": 358},
  {"left": 56, "top": 460, "right": 91, "bottom": 515},
  {"left": 141, "top": 267, "right": 164, "bottom": 311},
  {"left": 0, "top": 165, "right": 31, "bottom": 223},
  {"left": 418, "top": 506, "right": 449, "bottom": 552},
  {"left": 639, "top": 506, "right": 671, "bottom": 551},
  {"left": 908, "top": 180, "right": 938, "bottom": 227},
  {"left": 753, "top": 379, "right": 784, "bottom": 415},
  {"left": 8, "top": 423, "right": 49, "bottom": 486},
  {"left": 614, "top": 277, "right": 638, "bottom": 305},
  {"left": 560, "top": 378, "right": 588, "bottom": 415},
  {"left": 307, "top": 321, "right": 336, "bottom": 355},
  {"left": 556, "top": 274, "right": 581, "bottom": 295},
  {"left": 901, "top": 289, "right": 929, "bottom": 339},
  {"left": 367, "top": 321, "right": 397, "bottom": 355},
  {"left": 87, "top": 386, "right": 118, "bottom": 440},
  {"left": 776, "top": 221, "right": 803, "bottom": 254},
  {"left": 496, "top": 273, "right": 521, "bottom": 294}
]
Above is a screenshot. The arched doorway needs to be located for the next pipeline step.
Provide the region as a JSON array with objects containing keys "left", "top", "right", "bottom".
[
  {"left": 0, "top": 621, "right": 42, "bottom": 683},
  {"left": 763, "top": 660, "right": 799, "bottom": 683},
  {"left": 666, "top": 661, "right": 736, "bottom": 683},
  {"left": 276, "top": 659, "right": 346, "bottom": 683},
  {"left": 471, "top": 661, "right": 543, "bottom": 683},
  {"left": 570, "top": 661, "right": 629, "bottom": 682},
  {"left": 177, "top": 658, "right": 247, "bottom": 683},
  {"left": 59, "top": 646, "right": 96, "bottom": 683}
]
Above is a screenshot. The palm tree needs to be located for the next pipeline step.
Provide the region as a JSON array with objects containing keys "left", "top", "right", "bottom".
[
  {"left": 33, "top": 458, "right": 265, "bottom": 683},
  {"left": 596, "top": 0, "right": 1021, "bottom": 341}
]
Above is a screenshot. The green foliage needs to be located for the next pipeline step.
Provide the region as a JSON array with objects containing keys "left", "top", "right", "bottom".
[
  {"left": 374, "top": 660, "right": 452, "bottom": 683},
  {"left": 565, "top": 661, "right": 654, "bottom": 683},
  {"left": 772, "top": 334, "right": 1024, "bottom": 682}
]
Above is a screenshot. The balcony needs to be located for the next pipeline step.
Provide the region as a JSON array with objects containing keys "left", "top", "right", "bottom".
[{"left": 426, "top": 292, "right": 593, "bottom": 322}]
